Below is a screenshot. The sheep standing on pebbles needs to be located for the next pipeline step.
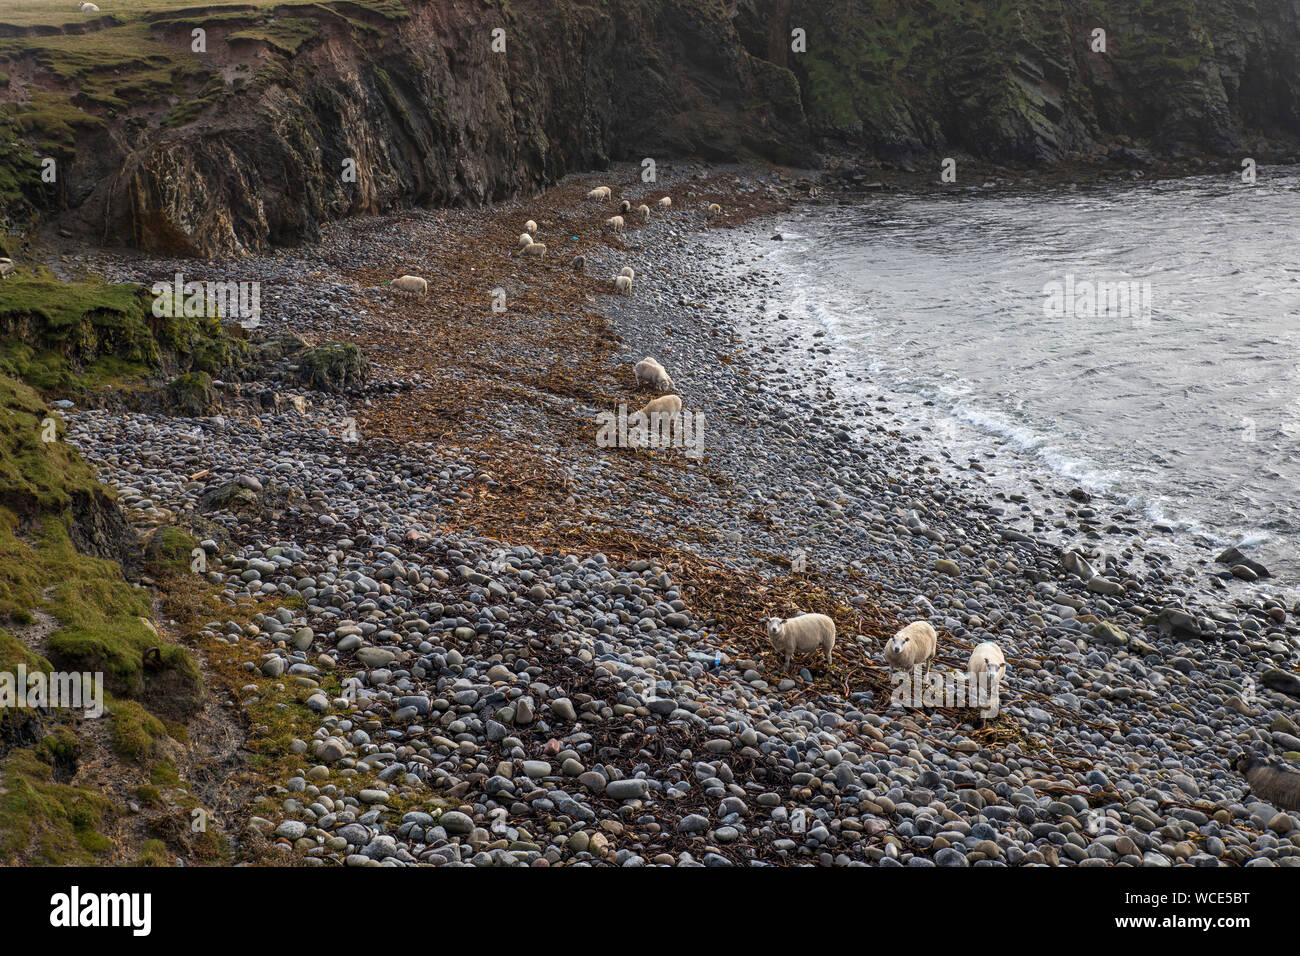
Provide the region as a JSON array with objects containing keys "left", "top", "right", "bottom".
[
  {"left": 587, "top": 186, "right": 611, "bottom": 201},
  {"left": 968, "top": 641, "right": 1006, "bottom": 715},
  {"left": 517, "top": 233, "right": 534, "bottom": 251},
  {"left": 968, "top": 642, "right": 1005, "bottom": 685},
  {"left": 524, "top": 220, "right": 537, "bottom": 234},
  {"left": 634, "top": 357, "right": 672, "bottom": 391},
  {"left": 636, "top": 393, "right": 682, "bottom": 419},
  {"left": 766, "top": 613, "right": 836, "bottom": 671},
  {"left": 605, "top": 215, "right": 625, "bottom": 234},
  {"left": 884, "top": 620, "right": 937, "bottom": 677},
  {"left": 707, "top": 203, "right": 722, "bottom": 219},
  {"left": 637, "top": 204, "right": 650, "bottom": 222},
  {"left": 391, "top": 275, "right": 427, "bottom": 295},
  {"left": 619, "top": 267, "right": 635, "bottom": 279},
  {"left": 658, "top": 196, "right": 672, "bottom": 208},
  {"left": 521, "top": 242, "right": 547, "bottom": 258},
  {"left": 614, "top": 275, "right": 633, "bottom": 294},
  {"left": 619, "top": 200, "right": 631, "bottom": 214}
]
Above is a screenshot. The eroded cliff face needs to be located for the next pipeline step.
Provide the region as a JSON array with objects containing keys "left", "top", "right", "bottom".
[
  {"left": 752, "top": 0, "right": 1300, "bottom": 164},
  {"left": 0, "top": 0, "right": 1296, "bottom": 257},
  {"left": 1, "top": 0, "right": 809, "bottom": 257}
]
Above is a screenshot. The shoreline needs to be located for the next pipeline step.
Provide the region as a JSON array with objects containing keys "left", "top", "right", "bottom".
[
  {"left": 760, "top": 169, "right": 1300, "bottom": 591},
  {"left": 53, "top": 160, "right": 1300, "bottom": 866}
]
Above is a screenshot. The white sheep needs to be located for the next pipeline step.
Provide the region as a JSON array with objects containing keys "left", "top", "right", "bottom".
[
  {"left": 78, "top": 1, "right": 100, "bottom": 11},
  {"left": 605, "top": 215, "right": 625, "bottom": 234},
  {"left": 636, "top": 393, "right": 682, "bottom": 419},
  {"left": 524, "top": 220, "right": 537, "bottom": 234},
  {"left": 587, "top": 186, "right": 611, "bottom": 201},
  {"left": 766, "top": 613, "right": 836, "bottom": 671},
  {"left": 517, "top": 233, "right": 534, "bottom": 250},
  {"left": 521, "top": 242, "right": 547, "bottom": 258},
  {"left": 637, "top": 204, "right": 650, "bottom": 221},
  {"left": 707, "top": 203, "right": 722, "bottom": 218},
  {"left": 619, "top": 200, "right": 631, "bottom": 214},
  {"left": 884, "top": 620, "right": 937, "bottom": 676},
  {"left": 657, "top": 196, "right": 672, "bottom": 208},
  {"left": 968, "top": 641, "right": 1006, "bottom": 715},
  {"left": 634, "top": 357, "right": 672, "bottom": 391},
  {"left": 391, "top": 274, "right": 427, "bottom": 295},
  {"left": 0, "top": 258, "right": 12, "bottom": 279},
  {"left": 619, "top": 267, "right": 635, "bottom": 279},
  {"left": 968, "top": 642, "right": 1006, "bottom": 683},
  {"left": 614, "top": 275, "right": 632, "bottom": 294}
]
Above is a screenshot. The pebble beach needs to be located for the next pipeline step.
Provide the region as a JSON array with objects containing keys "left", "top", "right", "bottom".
[{"left": 57, "top": 163, "right": 1300, "bottom": 867}]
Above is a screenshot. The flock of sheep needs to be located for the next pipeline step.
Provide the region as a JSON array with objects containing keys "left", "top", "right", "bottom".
[
  {"left": 381, "top": 184, "right": 1004, "bottom": 706},
  {"left": 387, "top": 185, "right": 717, "bottom": 429},
  {"left": 388, "top": 186, "right": 720, "bottom": 299},
  {"left": 768, "top": 612, "right": 1008, "bottom": 710}
]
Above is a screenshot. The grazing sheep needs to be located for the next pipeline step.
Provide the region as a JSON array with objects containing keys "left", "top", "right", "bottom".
[
  {"left": 884, "top": 620, "right": 937, "bottom": 675},
  {"left": 637, "top": 204, "right": 650, "bottom": 221},
  {"left": 766, "top": 613, "right": 836, "bottom": 671},
  {"left": 657, "top": 196, "right": 672, "bottom": 208},
  {"left": 634, "top": 357, "right": 673, "bottom": 391},
  {"left": 572, "top": 255, "right": 586, "bottom": 273},
  {"left": 614, "top": 275, "right": 633, "bottom": 294},
  {"left": 521, "top": 242, "right": 547, "bottom": 258},
  {"left": 524, "top": 220, "right": 537, "bottom": 234},
  {"left": 78, "top": 1, "right": 100, "bottom": 10},
  {"left": 605, "top": 215, "right": 625, "bottom": 234},
  {"left": 1235, "top": 754, "right": 1300, "bottom": 811},
  {"left": 636, "top": 393, "right": 682, "bottom": 419},
  {"left": 619, "top": 200, "right": 631, "bottom": 214},
  {"left": 968, "top": 641, "right": 1006, "bottom": 714},
  {"left": 517, "top": 233, "right": 534, "bottom": 250},
  {"left": 707, "top": 202, "right": 722, "bottom": 218},
  {"left": 586, "top": 186, "right": 611, "bottom": 201},
  {"left": 0, "top": 258, "right": 12, "bottom": 279},
  {"left": 391, "top": 275, "right": 427, "bottom": 295},
  {"left": 968, "top": 641, "right": 1006, "bottom": 683},
  {"left": 619, "top": 267, "right": 635, "bottom": 279},
  {"left": 628, "top": 392, "right": 683, "bottom": 451}
]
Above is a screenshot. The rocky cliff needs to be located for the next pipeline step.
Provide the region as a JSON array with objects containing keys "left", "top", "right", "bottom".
[{"left": 0, "top": 0, "right": 1296, "bottom": 257}]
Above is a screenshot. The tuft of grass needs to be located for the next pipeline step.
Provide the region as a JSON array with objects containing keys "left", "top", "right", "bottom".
[
  {"left": 134, "top": 838, "right": 171, "bottom": 866},
  {"left": 0, "top": 742, "right": 113, "bottom": 864},
  {"left": 110, "top": 697, "right": 169, "bottom": 763},
  {"left": 0, "top": 375, "right": 103, "bottom": 515}
]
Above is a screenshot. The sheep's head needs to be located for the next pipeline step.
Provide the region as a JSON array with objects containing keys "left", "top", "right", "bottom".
[
  {"left": 765, "top": 618, "right": 784, "bottom": 644},
  {"left": 886, "top": 634, "right": 908, "bottom": 656}
]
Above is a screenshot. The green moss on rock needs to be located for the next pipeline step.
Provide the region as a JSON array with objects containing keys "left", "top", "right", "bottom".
[
  {"left": 296, "top": 342, "right": 369, "bottom": 392},
  {"left": 165, "top": 371, "right": 216, "bottom": 417}
]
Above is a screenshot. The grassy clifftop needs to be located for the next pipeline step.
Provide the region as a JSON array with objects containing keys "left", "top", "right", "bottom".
[{"left": 0, "top": 271, "right": 254, "bottom": 863}]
